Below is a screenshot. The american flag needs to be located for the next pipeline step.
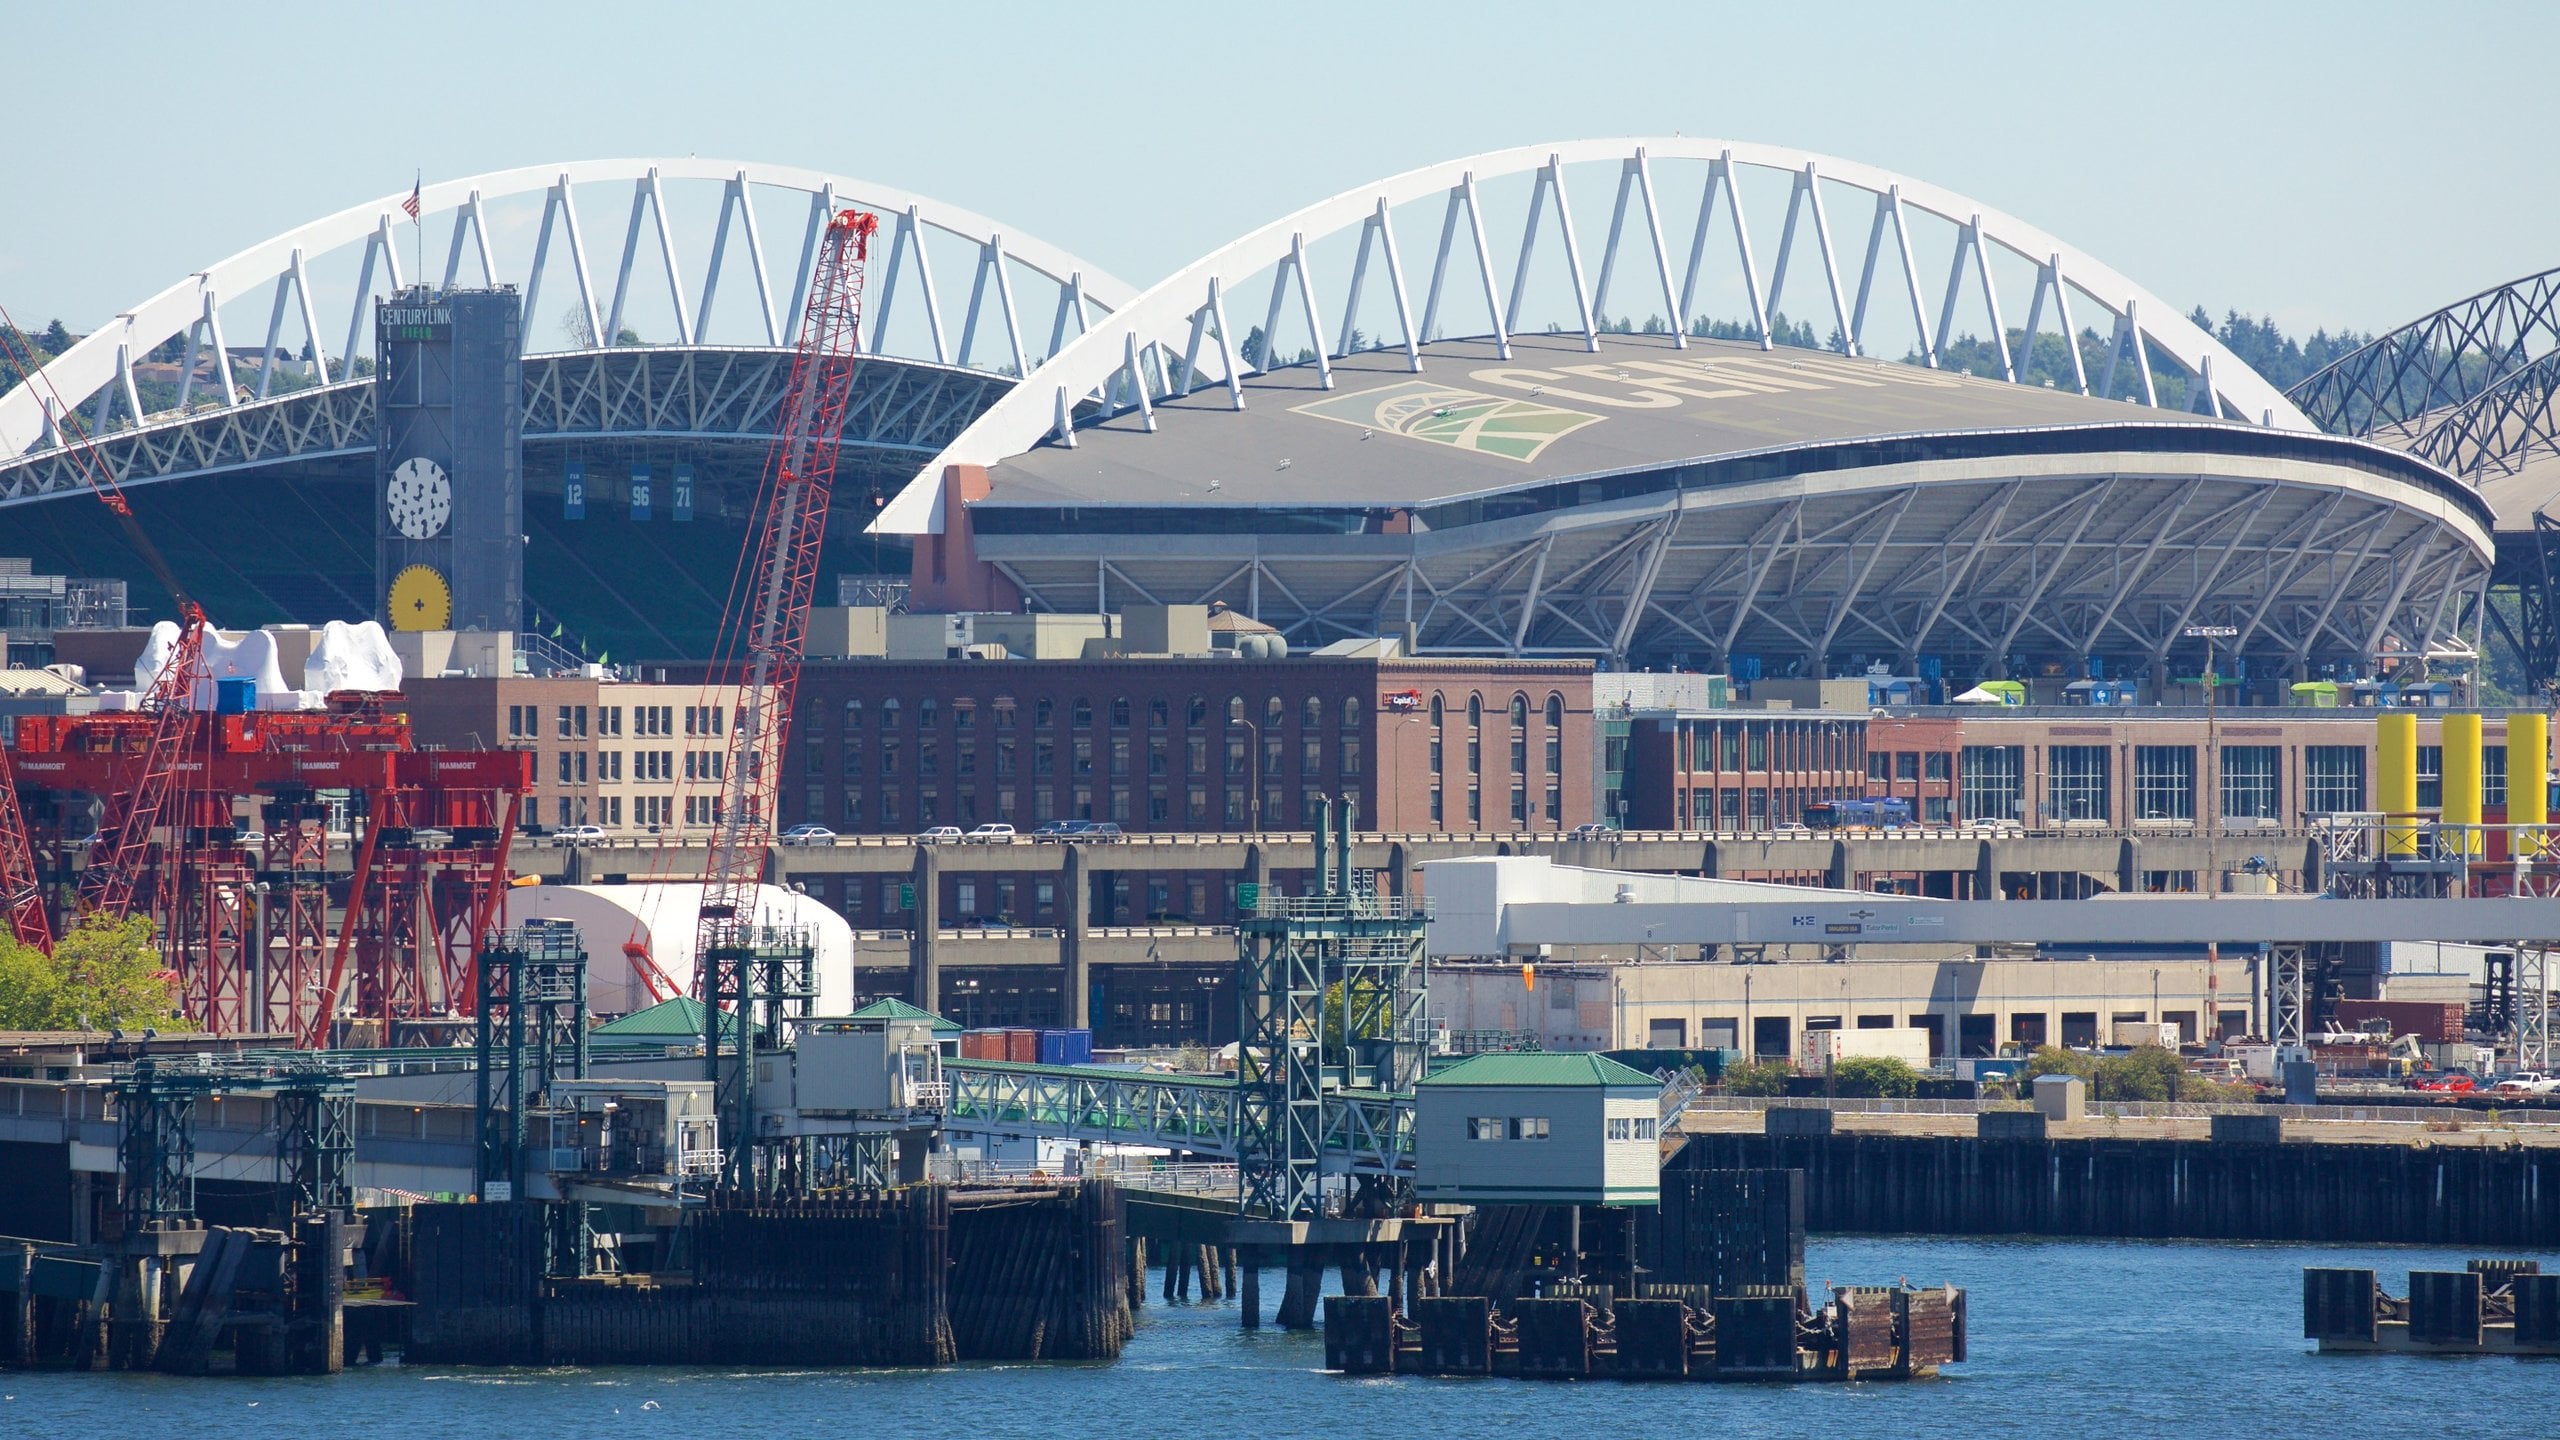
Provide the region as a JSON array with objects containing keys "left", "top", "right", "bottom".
[{"left": 401, "top": 177, "right": 421, "bottom": 222}]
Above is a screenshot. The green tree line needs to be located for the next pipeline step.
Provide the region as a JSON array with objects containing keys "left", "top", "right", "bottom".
[{"left": 0, "top": 915, "right": 189, "bottom": 1033}]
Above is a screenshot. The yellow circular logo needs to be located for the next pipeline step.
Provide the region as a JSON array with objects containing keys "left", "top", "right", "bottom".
[{"left": 387, "top": 564, "right": 453, "bottom": 632}]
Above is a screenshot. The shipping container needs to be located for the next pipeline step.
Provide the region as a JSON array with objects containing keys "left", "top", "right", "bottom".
[
  {"left": 1802, "top": 1027, "right": 1933, "bottom": 1071},
  {"left": 2332, "top": 999, "right": 2469, "bottom": 1044},
  {"left": 1037, "top": 1028, "right": 1094, "bottom": 1066},
  {"left": 2110, "top": 1021, "right": 2182, "bottom": 1049},
  {"left": 960, "top": 1030, "right": 1003, "bottom": 1061},
  {"left": 1004, "top": 1029, "right": 1041, "bottom": 1064}
]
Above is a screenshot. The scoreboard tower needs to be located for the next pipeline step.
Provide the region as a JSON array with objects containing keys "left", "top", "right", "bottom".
[{"left": 375, "top": 286, "right": 523, "bottom": 635}]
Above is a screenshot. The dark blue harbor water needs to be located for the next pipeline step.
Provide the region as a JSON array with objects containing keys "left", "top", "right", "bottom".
[{"left": 7, "top": 1237, "right": 2551, "bottom": 1437}]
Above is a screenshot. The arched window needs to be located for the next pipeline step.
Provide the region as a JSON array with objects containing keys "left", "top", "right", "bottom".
[
  {"left": 992, "top": 695, "right": 1017, "bottom": 727},
  {"left": 1342, "top": 696, "right": 1362, "bottom": 728},
  {"left": 1111, "top": 697, "right": 1131, "bottom": 727},
  {"left": 1302, "top": 696, "right": 1322, "bottom": 728},
  {"left": 1072, "top": 697, "right": 1093, "bottom": 729},
  {"left": 918, "top": 697, "right": 938, "bottom": 728},
  {"left": 1227, "top": 695, "right": 1245, "bottom": 724},
  {"left": 843, "top": 698, "right": 864, "bottom": 729},
  {"left": 1430, "top": 693, "right": 1444, "bottom": 727},
  {"left": 880, "top": 697, "right": 902, "bottom": 728},
  {"left": 1189, "top": 694, "right": 1208, "bottom": 726},
  {"left": 1150, "top": 697, "right": 1170, "bottom": 728},
  {"left": 1265, "top": 696, "right": 1285, "bottom": 728},
  {"left": 1467, "top": 694, "right": 1483, "bottom": 728},
  {"left": 1509, "top": 693, "right": 1529, "bottom": 727},
  {"left": 1545, "top": 693, "right": 1564, "bottom": 728}
]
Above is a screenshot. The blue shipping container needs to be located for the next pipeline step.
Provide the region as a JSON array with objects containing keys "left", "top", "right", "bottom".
[
  {"left": 214, "top": 676, "right": 258, "bottom": 714},
  {"left": 1037, "top": 1029, "right": 1093, "bottom": 1066}
]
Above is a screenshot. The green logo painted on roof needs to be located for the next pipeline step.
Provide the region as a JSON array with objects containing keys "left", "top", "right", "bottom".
[{"left": 1292, "top": 380, "right": 1602, "bottom": 463}]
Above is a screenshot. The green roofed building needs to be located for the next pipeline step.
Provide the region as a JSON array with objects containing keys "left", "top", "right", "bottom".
[
  {"left": 1414, "top": 1051, "right": 1663, "bottom": 1206},
  {"left": 592, "top": 996, "right": 729, "bottom": 1044},
  {"left": 846, "top": 997, "right": 963, "bottom": 1039}
]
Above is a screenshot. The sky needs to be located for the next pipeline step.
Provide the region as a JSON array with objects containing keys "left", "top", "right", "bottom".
[{"left": 3, "top": 1, "right": 2552, "bottom": 343}]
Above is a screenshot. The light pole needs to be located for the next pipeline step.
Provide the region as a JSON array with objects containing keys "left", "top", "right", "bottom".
[
  {"left": 2185, "top": 623, "right": 2238, "bottom": 1045},
  {"left": 1235, "top": 715, "right": 1263, "bottom": 834}
]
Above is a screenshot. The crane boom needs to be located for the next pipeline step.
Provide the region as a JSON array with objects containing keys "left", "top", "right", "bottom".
[
  {"left": 0, "top": 749, "right": 46, "bottom": 951},
  {"left": 2, "top": 299, "right": 220, "bottom": 948},
  {"left": 693, "top": 208, "right": 876, "bottom": 959}
]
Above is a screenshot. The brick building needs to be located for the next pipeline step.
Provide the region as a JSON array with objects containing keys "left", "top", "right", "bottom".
[
  {"left": 1621, "top": 710, "right": 1872, "bottom": 830},
  {"left": 402, "top": 674, "right": 746, "bottom": 835},
  {"left": 1866, "top": 707, "right": 2547, "bottom": 829},
  {"left": 782, "top": 655, "right": 1595, "bottom": 838}
]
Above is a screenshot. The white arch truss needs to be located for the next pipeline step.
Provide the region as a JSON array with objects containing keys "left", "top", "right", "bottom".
[
  {"left": 879, "top": 137, "right": 2312, "bottom": 535},
  {"left": 1, "top": 158, "right": 1135, "bottom": 467}
]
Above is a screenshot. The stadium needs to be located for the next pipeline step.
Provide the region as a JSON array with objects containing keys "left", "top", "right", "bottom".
[{"left": 0, "top": 142, "right": 2511, "bottom": 684}]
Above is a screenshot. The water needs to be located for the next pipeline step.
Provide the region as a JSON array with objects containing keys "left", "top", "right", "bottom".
[{"left": 6, "top": 1237, "right": 2553, "bottom": 1437}]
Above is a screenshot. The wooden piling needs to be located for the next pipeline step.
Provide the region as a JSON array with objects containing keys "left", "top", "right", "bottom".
[{"left": 5, "top": 1243, "right": 32, "bottom": 1367}]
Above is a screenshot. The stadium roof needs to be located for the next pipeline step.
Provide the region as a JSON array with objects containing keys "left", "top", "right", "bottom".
[
  {"left": 2477, "top": 453, "right": 2560, "bottom": 531},
  {"left": 985, "top": 332, "right": 2205, "bottom": 512}
]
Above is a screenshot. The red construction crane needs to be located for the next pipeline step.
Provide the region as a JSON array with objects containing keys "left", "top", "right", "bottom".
[
  {"left": 0, "top": 749, "right": 46, "bottom": 952},
  {"left": 0, "top": 299, "right": 213, "bottom": 946},
  {"left": 690, "top": 207, "right": 876, "bottom": 965}
]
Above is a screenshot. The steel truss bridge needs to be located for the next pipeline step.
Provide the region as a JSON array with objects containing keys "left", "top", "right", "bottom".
[
  {"left": 0, "top": 159, "right": 1136, "bottom": 506},
  {"left": 940, "top": 1060, "right": 1411, "bottom": 1180},
  {"left": 2290, "top": 265, "right": 2560, "bottom": 484},
  {"left": 2289, "top": 267, "right": 2560, "bottom": 690}
]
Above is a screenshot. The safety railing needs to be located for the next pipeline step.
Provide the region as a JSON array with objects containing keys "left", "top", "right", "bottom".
[{"left": 1680, "top": 1093, "right": 2560, "bottom": 1127}]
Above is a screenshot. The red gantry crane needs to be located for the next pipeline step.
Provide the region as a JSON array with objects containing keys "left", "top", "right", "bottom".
[{"left": 690, "top": 207, "right": 877, "bottom": 970}]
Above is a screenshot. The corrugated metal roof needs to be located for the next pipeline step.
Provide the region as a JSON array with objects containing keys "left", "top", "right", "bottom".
[
  {"left": 1417, "top": 1051, "right": 1659, "bottom": 1088},
  {"left": 0, "top": 669, "right": 89, "bottom": 696}
]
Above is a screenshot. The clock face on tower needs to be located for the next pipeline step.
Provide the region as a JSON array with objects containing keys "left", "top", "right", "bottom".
[{"left": 387, "top": 456, "right": 452, "bottom": 540}]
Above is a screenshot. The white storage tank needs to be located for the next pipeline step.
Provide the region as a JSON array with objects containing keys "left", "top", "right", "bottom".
[{"left": 503, "top": 881, "right": 856, "bottom": 1018}]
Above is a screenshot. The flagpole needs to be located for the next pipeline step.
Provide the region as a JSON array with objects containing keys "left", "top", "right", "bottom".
[{"left": 413, "top": 169, "right": 424, "bottom": 295}]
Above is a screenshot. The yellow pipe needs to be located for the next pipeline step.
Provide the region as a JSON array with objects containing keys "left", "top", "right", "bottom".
[
  {"left": 2510, "top": 711, "right": 2550, "bottom": 858},
  {"left": 2378, "top": 711, "right": 2418, "bottom": 856},
  {"left": 2443, "top": 712, "right": 2482, "bottom": 857}
]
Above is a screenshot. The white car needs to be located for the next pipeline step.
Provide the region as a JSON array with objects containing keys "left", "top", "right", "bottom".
[
  {"left": 965, "top": 823, "right": 1018, "bottom": 845},
  {"left": 2492, "top": 1072, "right": 2559, "bottom": 1096},
  {"left": 551, "top": 824, "right": 609, "bottom": 848},
  {"left": 778, "top": 824, "right": 837, "bottom": 847},
  {"left": 915, "top": 826, "right": 964, "bottom": 844}
]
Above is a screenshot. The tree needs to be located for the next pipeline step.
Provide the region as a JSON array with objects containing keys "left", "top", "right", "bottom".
[
  {"left": 42, "top": 318, "right": 72, "bottom": 353},
  {"left": 1829, "top": 1055, "right": 1920, "bottom": 1098},
  {"left": 0, "top": 915, "right": 186, "bottom": 1032},
  {"left": 1722, "top": 1057, "right": 1790, "bottom": 1096}
]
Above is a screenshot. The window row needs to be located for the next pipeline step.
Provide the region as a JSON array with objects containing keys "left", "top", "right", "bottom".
[{"left": 834, "top": 693, "right": 1370, "bottom": 732}]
